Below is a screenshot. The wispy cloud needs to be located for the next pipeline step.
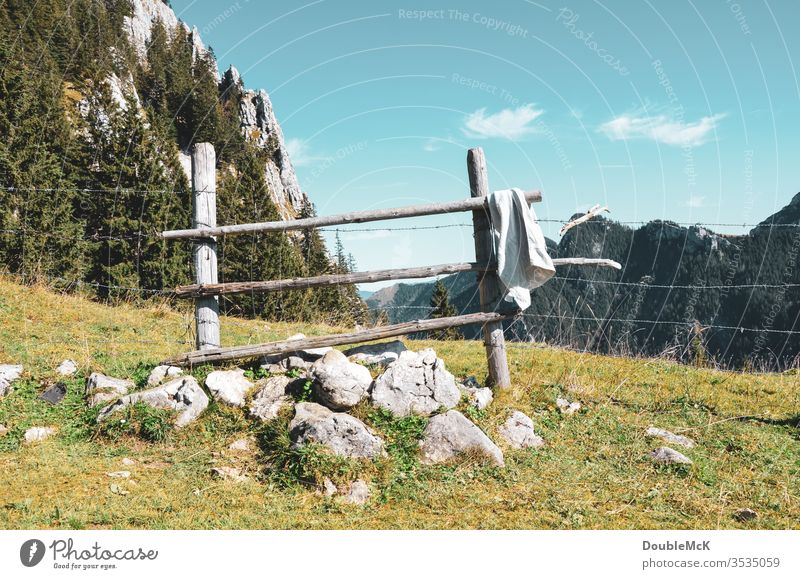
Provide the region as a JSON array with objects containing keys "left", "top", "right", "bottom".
[
  {"left": 599, "top": 112, "right": 725, "bottom": 147},
  {"left": 285, "top": 138, "right": 329, "bottom": 167},
  {"left": 462, "top": 104, "right": 544, "bottom": 139},
  {"left": 423, "top": 138, "right": 441, "bottom": 152},
  {"left": 685, "top": 195, "right": 706, "bottom": 208}
]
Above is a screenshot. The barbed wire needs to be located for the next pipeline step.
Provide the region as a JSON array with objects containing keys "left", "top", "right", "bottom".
[
  {"left": 0, "top": 271, "right": 174, "bottom": 294},
  {"left": 549, "top": 277, "right": 800, "bottom": 290},
  {"left": 521, "top": 313, "right": 800, "bottom": 335},
  {"left": 322, "top": 220, "right": 800, "bottom": 234},
  {"left": 2, "top": 185, "right": 185, "bottom": 196},
  {"left": 0, "top": 228, "right": 158, "bottom": 241}
]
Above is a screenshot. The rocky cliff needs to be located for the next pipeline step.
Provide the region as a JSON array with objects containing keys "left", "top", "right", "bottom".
[{"left": 123, "top": 0, "right": 307, "bottom": 219}]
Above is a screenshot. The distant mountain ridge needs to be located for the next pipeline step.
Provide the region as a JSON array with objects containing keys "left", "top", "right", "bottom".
[{"left": 366, "top": 193, "right": 800, "bottom": 370}]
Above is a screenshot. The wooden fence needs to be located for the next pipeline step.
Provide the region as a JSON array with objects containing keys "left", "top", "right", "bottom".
[{"left": 161, "top": 143, "right": 611, "bottom": 388}]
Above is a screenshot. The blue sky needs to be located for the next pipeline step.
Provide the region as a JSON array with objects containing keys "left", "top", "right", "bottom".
[{"left": 172, "top": 0, "right": 799, "bottom": 289}]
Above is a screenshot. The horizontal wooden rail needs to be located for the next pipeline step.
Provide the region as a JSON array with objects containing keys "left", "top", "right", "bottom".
[
  {"left": 173, "top": 257, "right": 622, "bottom": 298},
  {"left": 174, "top": 262, "right": 485, "bottom": 298},
  {"left": 164, "top": 312, "right": 514, "bottom": 366},
  {"left": 161, "top": 190, "right": 542, "bottom": 240}
]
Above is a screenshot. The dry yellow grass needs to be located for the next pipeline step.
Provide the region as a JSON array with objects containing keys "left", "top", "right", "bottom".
[{"left": 0, "top": 279, "right": 798, "bottom": 529}]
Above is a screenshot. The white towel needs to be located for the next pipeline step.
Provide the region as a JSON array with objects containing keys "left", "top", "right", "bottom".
[{"left": 487, "top": 188, "right": 555, "bottom": 311}]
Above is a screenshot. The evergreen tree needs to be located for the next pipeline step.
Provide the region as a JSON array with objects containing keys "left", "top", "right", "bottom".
[
  {"left": 0, "top": 27, "right": 87, "bottom": 283},
  {"left": 428, "top": 279, "right": 461, "bottom": 340}
]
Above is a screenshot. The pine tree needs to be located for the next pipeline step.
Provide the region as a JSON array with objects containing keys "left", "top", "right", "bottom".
[
  {"left": 334, "top": 231, "right": 348, "bottom": 272},
  {"left": 428, "top": 279, "right": 461, "bottom": 340},
  {"left": 0, "top": 28, "right": 87, "bottom": 283}
]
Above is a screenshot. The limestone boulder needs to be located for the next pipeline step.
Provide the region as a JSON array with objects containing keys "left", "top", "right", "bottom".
[
  {"left": 289, "top": 402, "right": 384, "bottom": 459},
  {"left": 249, "top": 375, "right": 292, "bottom": 422},
  {"left": 205, "top": 369, "right": 255, "bottom": 407},
  {"left": 86, "top": 373, "right": 133, "bottom": 407},
  {"left": 498, "top": 411, "right": 544, "bottom": 449},
  {"left": 147, "top": 365, "right": 184, "bottom": 387},
  {"left": 311, "top": 350, "right": 373, "bottom": 411},
  {"left": 419, "top": 410, "right": 504, "bottom": 467},
  {"left": 97, "top": 376, "right": 208, "bottom": 428},
  {"left": 370, "top": 349, "right": 460, "bottom": 417}
]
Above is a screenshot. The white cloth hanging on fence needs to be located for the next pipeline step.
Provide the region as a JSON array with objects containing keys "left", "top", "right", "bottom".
[{"left": 487, "top": 188, "right": 555, "bottom": 311}]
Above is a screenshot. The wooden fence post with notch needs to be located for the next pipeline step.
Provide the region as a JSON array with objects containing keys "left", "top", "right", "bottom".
[
  {"left": 191, "top": 142, "right": 220, "bottom": 350},
  {"left": 467, "top": 147, "right": 512, "bottom": 388}
]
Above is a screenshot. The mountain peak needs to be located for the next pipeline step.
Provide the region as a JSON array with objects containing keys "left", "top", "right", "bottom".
[{"left": 755, "top": 191, "right": 800, "bottom": 231}]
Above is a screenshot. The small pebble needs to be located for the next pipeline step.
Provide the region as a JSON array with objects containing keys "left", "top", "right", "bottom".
[
  {"left": 646, "top": 427, "right": 695, "bottom": 448},
  {"left": 556, "top": 397, "right": 582, "bottom": 414},
  {"left": 121, "top": 457, "right": 136, "bottom": 466},
  {"left": 24, "top": 426, "right": 57, "bottom": 443},
  {"left": 106, "top": 471, "right": 131, "bottom": 478},
  {"left": 110, "top": 484, "right": 129, "bottom": 496},
  {"left": 228, "top": 439, "right": 251, "bottom": 452},
  {"left": 650, "top": 446, "right": 693, "bottom": 465},
  {"left": 342, "top": 480, "right": 370, "bottom": 505},
  {"left": 211, "top": 466, "right": 248, "bottom": 483},
  {"left": 734, "top": 508, "right": 758, "bottom": 522},
  {"left": 56, "top": 359, "right": 78, "bottom": 376}
]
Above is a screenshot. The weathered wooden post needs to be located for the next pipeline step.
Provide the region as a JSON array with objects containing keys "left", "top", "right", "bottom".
[
  {"left": 192, "top": 142, "right": 220, "bottom": 350},
  {"left": 467, "top": 147, "right": 512, "bottom": 388}
]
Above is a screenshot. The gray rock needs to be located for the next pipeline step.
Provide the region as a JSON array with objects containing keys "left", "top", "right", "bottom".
[
  {"left": 86, "top": 373, "right": 133, "bottom": 407},
  {"left": 121, "top": 457, "right": 136, "bottom": 466},
  {"left": 342, "top": 480, "right": 370, "bottom": 505},
  {"left": 97, "top": 376, "right": 208, "bottom": 428},
  {"left": 249, "top": 376, "right": 292, "bottom": 422},
  {"left": 24, "top": 426, "right": 57, "bottom": 444},
  {"left": 211, "top": 466, "right": 248, "bottom": 483},
  {"left": 0, "top": 364, "right": 23, "bottom": 397},
  {"left": 0, "top": 424, "right": 8, "bottom": 436},
  {"left": 344, "top": 340, "right": 407, "bottom": 366},
  {"left": 289, "top": 402, "right": 384, "bottom": 459},
  {"left": 39, "top": 383, "right": 67, "bottom": 405},
  {"left": 106, "top": 471, "right": 130, "bottom": 479},
  {"left": 234, "top": 87, "right": 308, "bottom": 219},
  {"left": 556, "top": 397, "right": 582, "bottom": 414},
  {"left": 228, "top": 438, "right": 251, "bottom": 452},
  {"left": 321, "top": 477, "right": 338, "bottom": 497},
  {"left": 205, "top": 369, "right": 255, "bottom": 407},
  {"left": 649, "top": 447, "right": 693, "bottom": 465},
  {"left": 147, "top": 365, "right": 184, "bottom": 387},
  {"left": 419, "top": 410, "right": 504, "bottom": 467},
  {"left": 498, "top": 411, "right": 544, "bottom": 449},
  {"left": 261, "top": 355, "right": 313, "bottom": 375},
  {"left": 371, "top": 349, "right": 460, "bottom": 417},
  {"left": 734, "top": 508, "right": 758, "bottom": 522},
  {"left": 646, "top": 427, "right": 696, "bottom": 448},
  {"left": 56, "top": 359, "right": 78, "bottom": 376},
  {"left": 312, "top": 350, "right": 373, "bottom": 411},
  {"left": 459, "top": 378, "right": 493, "bottom": 410}
]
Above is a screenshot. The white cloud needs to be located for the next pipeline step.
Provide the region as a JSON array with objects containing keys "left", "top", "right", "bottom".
[
  {"left": 285, "top": 138, "right": 328, "bottom": 167},
  {"left": 685, "top": 195, "right": 706, "bottom": 208},
  {"left": 462, "top": 104, "right": 544, "bottom": 139},
  {"left": 423, "top": 139, "right": 441, "bottom": 152},
  {"left": 599, "top": 112, "right": 724, "bottom": 147}
]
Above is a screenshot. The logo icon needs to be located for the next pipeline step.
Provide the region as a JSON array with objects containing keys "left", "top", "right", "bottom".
[{"left": 20, "top": 539, "right": 46, "bottom": 567}]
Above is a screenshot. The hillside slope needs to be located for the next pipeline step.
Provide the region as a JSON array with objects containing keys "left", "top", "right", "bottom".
[
  {"left": 369, "top": 194, "right": 800, "bottom": 370},
  {"left": 0, "top": 279, "right": 798, "bottom": 530}
]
